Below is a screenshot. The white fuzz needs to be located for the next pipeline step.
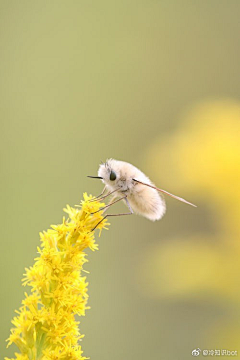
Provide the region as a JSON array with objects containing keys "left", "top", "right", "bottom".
[{"left": 98, "top": 159, "right": 166, "bottom": 221}]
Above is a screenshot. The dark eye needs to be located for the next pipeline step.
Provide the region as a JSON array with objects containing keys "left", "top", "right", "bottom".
[{"left": 110, "top": 170, "right": 116, "bottom": 181}]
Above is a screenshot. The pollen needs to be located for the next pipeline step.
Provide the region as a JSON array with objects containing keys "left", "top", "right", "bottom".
[{"left": 5, "top": 193, "right": 109, "bottom": 360}]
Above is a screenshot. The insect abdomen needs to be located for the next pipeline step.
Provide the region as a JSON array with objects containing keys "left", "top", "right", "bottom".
[{"left": 128, "top": 187, "right": 166, "bottom": 221}]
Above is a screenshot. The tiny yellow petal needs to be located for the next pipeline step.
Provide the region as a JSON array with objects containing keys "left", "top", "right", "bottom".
[{"left": 6, "top": 193, "right": 109, "bottom": 359}]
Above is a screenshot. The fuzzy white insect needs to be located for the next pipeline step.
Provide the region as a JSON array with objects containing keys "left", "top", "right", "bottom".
[{"left": 88, "top": 159, "right": 196, "bottom": 227}]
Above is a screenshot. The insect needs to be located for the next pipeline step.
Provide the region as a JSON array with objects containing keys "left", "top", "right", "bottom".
[{"left": 88, "top": 159, "right": 196, "bottom": 229}]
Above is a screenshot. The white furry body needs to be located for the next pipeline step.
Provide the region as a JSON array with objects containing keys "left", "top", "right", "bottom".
[{"left": 98, "top": 159, "right": 166, "bottom": 221}]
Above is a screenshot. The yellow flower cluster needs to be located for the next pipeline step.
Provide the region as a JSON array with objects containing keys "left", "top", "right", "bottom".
[
  {"left": 6, "top": 193, "right": 109, "bottom": 360},
  {"left": 140, "top": 99, "right": 240, "bottom": 345},
  {"left": 142, "top": 99, "right": 240, "bottom": 301}
]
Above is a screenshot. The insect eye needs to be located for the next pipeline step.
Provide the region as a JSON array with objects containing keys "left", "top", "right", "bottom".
[{"left": 109, "top": 170, "right": 116, "bottom": 181}]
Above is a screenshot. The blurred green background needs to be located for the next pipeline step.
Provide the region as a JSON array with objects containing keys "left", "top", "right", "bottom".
[{"left": 1, "top": 1, "right": 240, "bottom": 359}]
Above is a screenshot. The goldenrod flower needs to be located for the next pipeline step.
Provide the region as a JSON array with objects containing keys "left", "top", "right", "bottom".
[
  {"left": 5, "top": 193, "right": 109, "bottom": 360},
  {"left": 140, "top": 99, "right": 240, "bottom": 347}
]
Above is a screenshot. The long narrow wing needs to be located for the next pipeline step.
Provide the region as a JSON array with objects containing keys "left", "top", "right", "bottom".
[{"left": 133, "top": 179, "right": 197, "bottom": 207}]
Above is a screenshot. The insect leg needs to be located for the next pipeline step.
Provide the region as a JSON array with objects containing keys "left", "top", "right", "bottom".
[
  {"left": 90, "top": 189, "right": 120, "bottom": 204},
  {"left": 124, "top": 197, "right": 134, "bottom": 213},
  {"left": 91, "top": 195, "right": 127, "bottom": 214},
  {"left": 95, "top": 188, "right": 120, "bottom": 202},
  {"left": 89, "top": 187, "right": 121, "bottom": 203},
  {"left": 89, "top": 186, "right": 107, "bottom": 202},
  {"left": 91, "top": 208, "right": 133, "bottom": 232}
]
